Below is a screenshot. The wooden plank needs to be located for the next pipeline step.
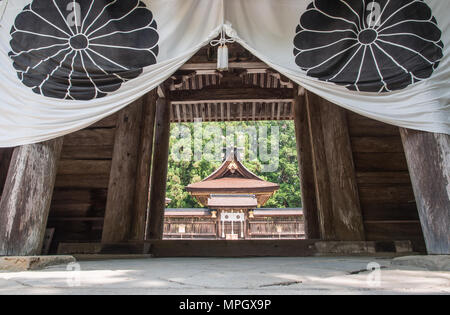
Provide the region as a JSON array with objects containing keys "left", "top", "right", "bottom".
[
  {"left": 61, "top": 145, "right": 113, "bottom": 160},
  {"left": 88, "top": 113, "right": 118, "bottom": 128},
  {"left": 54, "top": 174, "right": 110, "bottom": 188},
  {"left": 347, "top": 112, "right": 400, "bottom": 137},
  {"left": 51, "top": 188, "right": 107, "bottom": 203},
  {"left": 359, "top": 185, "right": 416, "bottom": 203},
  {"left": 0, "top": 147, "right": 14, "bottom": 197},
  {"left": 361, "top": 203, "right": 419, "bottom": 221},
  {"left": 319, "top": 96, "right": 365, "bottom": 241},
  {"left": 64, "top": 129, "right": 115, "bottom": 146},
  {"left": 353, "top": 152, "right": 408, "bottom": 172},
  {"left": 351, "top": 136, "right": 404, "bottom": 153},
  {"left": 57, "top": 240, "right": 416, "bottom": 256},
  {"left": 130, "top": 90, "right": 157, "bottom": 241},
  {"left": 400, "top": 128, "right": 450, "bottom": 254},
  {"left": 356, "top": 171, "right": 412, "bottom": 185},
  {"left": 57, "top": 160, "right": 111, "bottom": 175},
  {"left": 180, "top": 61, "right": 268, "bottom": 71},
  {"left": 293, "top": 93, "right": 320, "bottom": 239},
  {"left": 0, "top": 138, "right": 63, "bottom": 255},
  {"left": 102, "top": 98, "right": 144, "bottom": 243},
  {"left": 50, "top": 203, "right": 105, "bottom": 218},
  {"left": 364, "top": 222, "right": 424, "bottom": 242},
  {"left": 146, "top": 97, "right": 171, "bottom": 240},
  {"left": 170, "top": 88, "right": 294, "bottom": 104},
  {"left": 149, "top": 240, "right": 317, "bottom": 257},
  {"left": 305, "top": 92, "right": 335, "bottom": 240}
]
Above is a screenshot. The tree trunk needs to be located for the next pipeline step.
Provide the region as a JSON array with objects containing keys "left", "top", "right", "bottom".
[
  {"left": 0, "top": 138, "right": 63, "bottom": 256},
  {"left": 146, "top": 97, "right": 171, "bottom": 240},
  {"left": 400, "top": 128, "right": 450, "bottom": 254}
]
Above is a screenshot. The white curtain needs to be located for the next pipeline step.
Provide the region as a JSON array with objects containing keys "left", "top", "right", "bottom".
[
  {"left": 225, "top": 0, "right": 450, "bottom": 135},
  {"left": 0, "top": 0, "right": 448, "bottom": 147},
  {"left": 0, "top": 0, "right": 223, "bottom": 146}
]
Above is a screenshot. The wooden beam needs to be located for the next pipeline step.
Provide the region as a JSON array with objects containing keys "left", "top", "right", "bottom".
[
  {"left": 293, "top": 93, "right": 320, "bottom": 239},
  {"left": 102, "top": 98, "right": 143, "bottom": 243},
  {"left": 146, "top": 97, "right": 171, "bottom": 240},
  {"left": 319, "top": 95, "right": 365, "bottom": 241},
  {"left": 70, "top": 240, "right": 414, "bottom": 257},
  {"left": 399, "top": 128, "right": 450, "bottom": 254},
  {"left": 170, "top": 88, "right": 294, "bottom": 104},
  {"left": 129, "top": 90, "right": 158, "bottom": 241},
  {"left": 305, "top": 92, "right": 335, "bottom": 240},
  {"left": 180, "top": 61, "right": 268, "bottom": 71},
  {"left": 0, "top": 138, "right": 63, "bottom": 256}
]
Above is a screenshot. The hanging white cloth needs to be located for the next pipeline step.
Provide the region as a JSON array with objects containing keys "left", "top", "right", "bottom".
[
  {"left": 224, "top": 0, "right": 450, "bottom": 134},
  {"left": 0, "top": 0, "right": 223, "bottom": 146},
  {"left": 0, "top": 0, "right": 448, "bottom": 147}
]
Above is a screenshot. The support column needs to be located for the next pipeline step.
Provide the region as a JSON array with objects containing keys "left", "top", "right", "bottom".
[
  {"left": 129, "top": 90, "right": 158, "bottom": 241},
  {"left": 319, "top": 94, "right": 365, "bottom": 241},
  {"left": 305, "top": 91, "right": 365, "bottom": 241},
  {"left": 400, "top": 128, "right": 450, "bottom": 254},
  {"left": 293, "top": 89, "right": 320, "bottom": 239},
  {"left": 146, "top": 97, "right": 171, "bottom": 240},
  {"left": 102, "top": 98, "right": 144, "bottom": 243},
  {"left": 305, "top": 92, "right": 335, "bottom": 240},
  {"left": 0, "top": 138, "right": 63, "bottom": 256}
]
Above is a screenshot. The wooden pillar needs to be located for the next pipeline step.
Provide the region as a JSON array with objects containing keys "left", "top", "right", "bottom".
[
  {"left": 102, "top": 98, "right": 144, "bottom": 243},
  {"left": 305, "top": 92, "right": 335, "bottom": 240},
  {"left": 146, "top": 97, "right": 171, "bottom": 240},
  {"left": 293, "top": 90, "right": 320, "bottom": 239},
  {"left": 319, "top": 95, "right": 365, "bottom": 241},
  {"left": 0, "top": 148, "right": 14, "bottom": 197},
  {"left": 129, "top": 90, "right": 158, "bottom": 241},
  {"left": 305, "top": 91, "right": 365, "bottom": 241},
  {"left": 0, "top": 138, "right": 63, "bottom": 256},
  {"left": 400, "top": 128, "right": 450, "bottom": 254}
]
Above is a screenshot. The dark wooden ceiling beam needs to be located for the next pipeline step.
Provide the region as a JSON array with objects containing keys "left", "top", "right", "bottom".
[
  {"left": 170, "top": 88, "right": 294, "bottom": 104},
  {"left": 180, "top": 62, "right": 269, "bottom": 71}
]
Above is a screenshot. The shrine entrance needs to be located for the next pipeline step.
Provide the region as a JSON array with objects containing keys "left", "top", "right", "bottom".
[{"left": 219, "top": 210, "right": 246, "bottom": 240}]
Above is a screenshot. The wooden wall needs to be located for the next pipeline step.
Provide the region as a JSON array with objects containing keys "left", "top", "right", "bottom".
[
  {"left": 45, "top": 110, "right": 426, "bottom": 253},
  {"left": 46, "top": 114, "right": 117, "bottom": 252},
  {"left": 346, "top": 112, "right": 425, "bottom": 252}
]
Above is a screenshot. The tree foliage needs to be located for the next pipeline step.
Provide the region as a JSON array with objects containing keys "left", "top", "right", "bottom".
[{"left": 166, "top": 120, "right": 302, "bottom": 209}]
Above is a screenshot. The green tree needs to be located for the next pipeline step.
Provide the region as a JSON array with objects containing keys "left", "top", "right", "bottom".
[{"left": 166, "top": 120, "right": 302, "bottom": 209}]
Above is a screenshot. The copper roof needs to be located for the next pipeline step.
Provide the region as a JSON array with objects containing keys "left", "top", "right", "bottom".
[
  {"left": 207, "top": 195, "right": 258, "bottom": 209},
  {"left": 186, "top": 149, "right": 279, "bottom": 194},
  {"left": 187, "top": 177, "right": 279, "bottom": 192}
]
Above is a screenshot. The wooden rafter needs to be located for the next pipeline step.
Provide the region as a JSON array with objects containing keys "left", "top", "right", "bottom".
[{"left": 170, "top": 88, "right": 294, "bottom": 104}]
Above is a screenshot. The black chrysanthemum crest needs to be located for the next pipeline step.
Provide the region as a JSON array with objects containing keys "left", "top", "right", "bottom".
[
  {"left": 293, "top": 0, "right": 444, "bottom": 93},
  {"left": 9, "top": 0, "right": 159, "bottom": 100}
]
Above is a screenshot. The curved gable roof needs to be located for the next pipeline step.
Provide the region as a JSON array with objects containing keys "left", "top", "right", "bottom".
[{"left": 186, "top": 149, "right": 279, "bottom": 193}]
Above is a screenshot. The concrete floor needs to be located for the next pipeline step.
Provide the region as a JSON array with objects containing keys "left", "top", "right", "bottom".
[{"left": 0, "top": 257, "right": 449, "bottom": 295}]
